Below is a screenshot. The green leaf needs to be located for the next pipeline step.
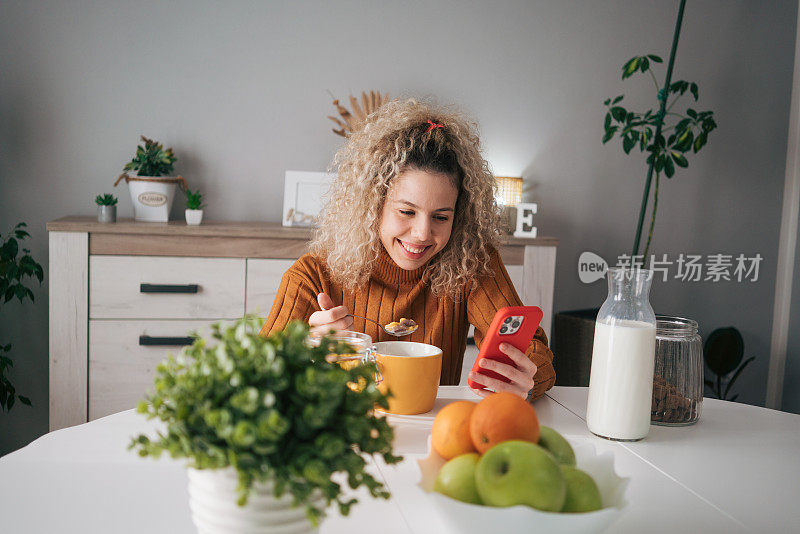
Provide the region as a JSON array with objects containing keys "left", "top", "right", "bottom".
[
  {"left": 602, "top": 126, "right": 618, "bottom": 143},
  {"left": 640, "top": 57, "right": 650, "bottom": 72},
  {"left": 603, "top": 98, "right": 610, "bottom": 106},
  {"left": 612, "top": 95, "right": 624, "bottom": 104},
  {"left": 671, "top": 151, "right": 688, "bottom": 167},
  {"left": 3, "top": 238, "right": 18, "bottom": 259},
  {"left": 675, "top": 130, "right": 694, "bottom": 152},
  {"left": 690, "top": 82, "right": 699, "bottom": 101},
  {"left": 675, "top": 118, "right": 691, "bottom": 132},
  {"left": 623, "top": 135, "right": 635, "bottom": 154},
  {"left": 604, "top": 113, "right": 611, "bottom": 129},
  {"left": 647, "top": 54, "right": 663, "bottom": 63},
  {"left": 19, "top": 395, "right": 31, "bottom": 406},
  {"left": 693, "top": 132, "right": 707, "bottom": 153},
  {"left": 610, "top": 106, "right": 627, "bottom": 122},
  {"left": 654, "top": 154, "right": 665, "bottom": 173},
  {"left": 622, "top": 57, "right": 640, "bottom": 79},
  {"left": 686, "top": 108, "right": 697, "bottom": 120},
  {"left": 664, "top": 155, "right": 675, "bottom": 177}
]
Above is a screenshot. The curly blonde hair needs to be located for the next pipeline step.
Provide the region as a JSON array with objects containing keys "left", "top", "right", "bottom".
[{"left": 310, "top": 98, "right": 502, "bottom": 299}]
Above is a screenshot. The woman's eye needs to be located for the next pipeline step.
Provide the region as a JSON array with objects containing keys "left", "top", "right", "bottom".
[
  {"left": 434, "top": 215, "right": 449, "bottom": 222},
  {"left": 400, "top": 210, "right": 414, "bottom": 216}
]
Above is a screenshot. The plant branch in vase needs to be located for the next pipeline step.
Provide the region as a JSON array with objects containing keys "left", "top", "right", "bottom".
[{"left": 602, "top": 0, "right": 716, "bottom": 261}]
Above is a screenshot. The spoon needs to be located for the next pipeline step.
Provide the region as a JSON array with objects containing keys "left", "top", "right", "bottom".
[{"left": 348, "top": 314, "right": 418, "bottom": 337}]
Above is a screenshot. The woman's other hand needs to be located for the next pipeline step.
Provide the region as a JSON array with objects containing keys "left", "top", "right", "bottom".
[
  {"left": 468, "top": 342, "right": 537, "bottom": 399},
  {"left": 308, "top": 293, "right": 353, "bottom": 333}
]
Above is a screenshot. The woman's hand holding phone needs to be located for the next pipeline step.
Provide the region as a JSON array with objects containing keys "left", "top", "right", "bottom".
[
  {"left": 467, "top": 306, "right": 543, "bottom": 400},
  {"left": 468, "top": 343, "right": 537, "bottom": 399},
  {"left": 309, "top": 293, "right": 353, "bottom": 333}
]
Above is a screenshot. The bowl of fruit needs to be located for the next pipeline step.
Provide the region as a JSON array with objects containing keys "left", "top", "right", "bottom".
[{"left": 417, "top": 393, "right": 629, "bottom": 533}]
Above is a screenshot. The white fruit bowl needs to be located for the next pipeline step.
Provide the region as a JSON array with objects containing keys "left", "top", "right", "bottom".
[{"left": 417, "top": 440, "right": 629, "bottom": 533}]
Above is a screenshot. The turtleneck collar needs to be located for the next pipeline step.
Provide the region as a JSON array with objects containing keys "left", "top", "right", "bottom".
[{"left": 373, "top": 244, "right": 428, "bottom": 285}]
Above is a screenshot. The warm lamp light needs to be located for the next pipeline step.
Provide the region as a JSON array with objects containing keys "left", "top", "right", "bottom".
[{"left": 495, "top": 176, "right": 523, "bottom": 207}]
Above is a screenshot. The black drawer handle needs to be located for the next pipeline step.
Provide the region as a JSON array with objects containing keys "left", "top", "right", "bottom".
[
  {"left": 139, "top": 335, "right": 196, "bottom": 346},
  {"left": 140, "top": 283, "right": 199, "bottom": 294}
]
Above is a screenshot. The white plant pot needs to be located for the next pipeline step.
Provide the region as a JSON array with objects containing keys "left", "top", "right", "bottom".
[
  {"left": 187, "top": 468, "right": 325, "bottom": 534},
  {"left": 186, "top": 209, "right": 204, "bottom": 225},
  {"left": 126, "top": 177, "right": 181, "bottom": 222}
]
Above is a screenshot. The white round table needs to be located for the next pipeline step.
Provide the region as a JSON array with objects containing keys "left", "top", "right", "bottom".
[{"left": 1, "top": 386, "right": 798, "bottom": 533}]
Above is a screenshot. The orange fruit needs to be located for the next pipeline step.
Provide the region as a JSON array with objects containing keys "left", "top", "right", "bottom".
[
  {"left": 469, "top": 392, "right": 540, "bottom": 454},
  {"left": 431, "top": 401, "right": 479, "bottom": 460}
]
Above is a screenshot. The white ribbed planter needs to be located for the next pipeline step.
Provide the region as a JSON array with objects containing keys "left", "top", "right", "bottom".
[
  {"left": 187, "top": 468, "right": 325, "bottom": 534},
  {"left": 185, "top": 209, "right": 204, "bottom": 225}
]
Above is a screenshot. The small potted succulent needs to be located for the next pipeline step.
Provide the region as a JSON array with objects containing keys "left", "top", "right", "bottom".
[
  {"left": 130, "top": 317, "right": 401, "bottom": 533},
  {"left": 114, "top": 136, "right": 186, "bottom": 222},
  {"left": 184, "top": 188, "right": 204, "bottom": 225},
  {"left": 94, "top": 193, "right": 118, "bottom": 223}
]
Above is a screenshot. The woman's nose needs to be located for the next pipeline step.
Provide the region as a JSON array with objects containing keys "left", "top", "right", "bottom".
[{"left": 411, "top": 218, "right": 432, "bottom": 241}]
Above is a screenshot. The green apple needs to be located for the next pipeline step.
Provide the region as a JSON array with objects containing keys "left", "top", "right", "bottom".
[
  {"left": 538, "top": 426, "right": 576, "bottom": 466},
  {"left": 434, "top": 453, "right": 482, "bottom": 504},
  {"left": 475, "top": 440, "right": 566, "bottom": 512},
  {"left": 561, "top": 466, "right": 603, "bottom": 513}
]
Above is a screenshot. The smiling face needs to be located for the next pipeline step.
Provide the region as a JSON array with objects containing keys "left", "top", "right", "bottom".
[{"left": 379, "top": 168, "right": 460, "bottom": 270}]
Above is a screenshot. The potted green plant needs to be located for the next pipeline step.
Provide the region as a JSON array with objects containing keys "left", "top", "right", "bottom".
[
  {"left": 130, "top": 317, "right": 401, "bottom": 533},
  {"left": 1, "top": 223, "right": 43, "bottom": 413},
  {"left": 94, "top": 193, "right": 118, "bottom": 223},
  {"left": 114, "top": 136, "right": 186, "bottom": 222},
  {"left": 185, "top": 188, "right": 204, "bottom": 225}
]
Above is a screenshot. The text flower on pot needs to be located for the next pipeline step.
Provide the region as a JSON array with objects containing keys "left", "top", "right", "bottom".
[{"left": 129, "top": 317, "right": 402, "bottom": 525}]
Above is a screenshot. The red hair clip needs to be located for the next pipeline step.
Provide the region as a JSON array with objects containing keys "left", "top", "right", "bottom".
[{"left": 425, "top": 119, "right": 444, "bottom": 134}]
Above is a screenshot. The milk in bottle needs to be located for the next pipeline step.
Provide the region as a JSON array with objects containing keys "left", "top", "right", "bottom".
[{"left": 586, "top": 268, "right": 656, "bottom": 441}]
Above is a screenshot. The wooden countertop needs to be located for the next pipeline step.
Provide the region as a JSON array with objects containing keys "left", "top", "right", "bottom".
[{"left": 47, "top": 216, "right": 559, "bottom": 246}]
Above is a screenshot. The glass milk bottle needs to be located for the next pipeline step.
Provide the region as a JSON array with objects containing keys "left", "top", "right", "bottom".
[{"left": 586, "top": 268, "right": 656, "bottom": 441}]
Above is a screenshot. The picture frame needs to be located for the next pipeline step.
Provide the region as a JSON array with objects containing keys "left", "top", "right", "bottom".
[{"left": 282, "top": 171, "right": 334, "bottom": 227}]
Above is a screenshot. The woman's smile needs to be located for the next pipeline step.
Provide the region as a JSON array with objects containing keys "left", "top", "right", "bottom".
[{"left": 397, "top": 239, "right": 432, "bottom": 260}]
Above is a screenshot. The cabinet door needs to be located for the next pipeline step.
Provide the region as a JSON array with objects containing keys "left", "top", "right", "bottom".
[
  {"left": 507, "top": 264, "right": 524, "bottom": 300},
  {"left": 89, "top": 319, "right": 229, "bottom": 419},
  {"left": 246, "top": 259, "right": 296, "bottom": 316},
  {"left": 90, "top": 256, "right": 245, "bottom": 319}
]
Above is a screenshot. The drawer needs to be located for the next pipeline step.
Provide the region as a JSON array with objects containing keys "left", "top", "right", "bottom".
[
  {"left": 246, "top": 258, "right": 295, "bottom": 316},
  {"left": 88, "top": 319, "right": 230, "bottom": 419},
  {"left": 90, "top": 256, "right": 245, "bottom": 319}
]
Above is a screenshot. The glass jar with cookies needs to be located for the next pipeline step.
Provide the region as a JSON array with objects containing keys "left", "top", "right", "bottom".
[{"left": 651, "top": 316, "right": 703, "bottom": 426}]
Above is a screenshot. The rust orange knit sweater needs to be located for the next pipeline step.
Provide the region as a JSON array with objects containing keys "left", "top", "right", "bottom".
[{"left": 259, "top": 247, "right": 556, "bottom": 400}]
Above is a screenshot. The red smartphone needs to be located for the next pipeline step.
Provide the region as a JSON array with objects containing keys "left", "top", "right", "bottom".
[{"left": 467, "top": 306, "right": 543, "bottom": 391}]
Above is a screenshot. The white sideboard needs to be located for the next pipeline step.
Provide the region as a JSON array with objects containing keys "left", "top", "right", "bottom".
[{"left": 47, "top": 217, "right": 558, "bottom": 430}]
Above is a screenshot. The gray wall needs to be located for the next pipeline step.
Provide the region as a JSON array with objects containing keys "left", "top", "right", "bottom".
[
  {"left": 784, "top": 216, "right": 800, "bottom": 412},
  {"left": 1, "top": 0, "right": 797, "bottom": 454}
]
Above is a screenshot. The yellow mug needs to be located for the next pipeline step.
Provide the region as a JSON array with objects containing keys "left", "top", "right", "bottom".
[{"left": 373, "top": 341, "right": 442, "bottom": 415}]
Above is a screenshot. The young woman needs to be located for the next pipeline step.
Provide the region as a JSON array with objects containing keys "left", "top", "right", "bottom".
[{"left": 261, "top": 99, "right": 555, "bottom": 400}]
